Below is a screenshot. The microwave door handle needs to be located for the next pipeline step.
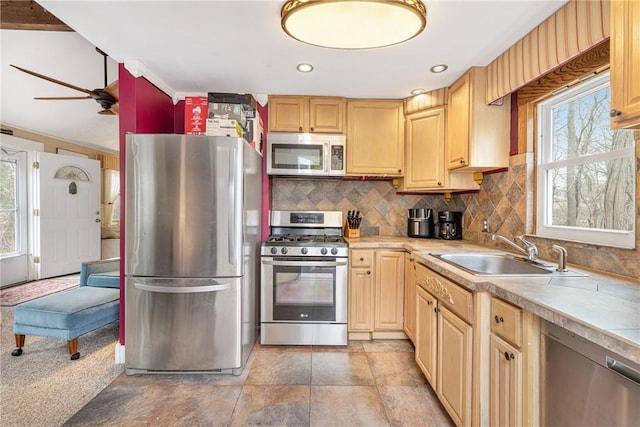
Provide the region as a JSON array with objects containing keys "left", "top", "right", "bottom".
[{"left": 324, "top": 143, "right": 330, "bottom": 174}]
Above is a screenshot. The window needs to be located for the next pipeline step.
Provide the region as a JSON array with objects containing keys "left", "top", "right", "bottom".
[{"left": 536, "top": 72, "right": 636, "bottom": 248}]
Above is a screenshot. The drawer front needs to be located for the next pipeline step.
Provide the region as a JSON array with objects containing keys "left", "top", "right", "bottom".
[
  {"left": 490, "top": 296, "right": 522, "bottom": 347},
  {"left": 415, "top": 262, "right": 473, "bottom": 324},
  {"left": 351, "top": 250, "right": 374, "bottom": 268}
]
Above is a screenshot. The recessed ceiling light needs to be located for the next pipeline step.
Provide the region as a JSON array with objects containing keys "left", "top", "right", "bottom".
[
  {"left": 297, "top": 63, "right": 314, "bottom": 72},
  {"left": 411, "top": 89, "right": 426, "bottom": 96},
  {"left": 430, "top": 64, "right": 448, "bottom": 73}
]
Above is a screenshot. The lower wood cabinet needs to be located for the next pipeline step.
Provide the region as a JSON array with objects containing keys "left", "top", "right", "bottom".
[
  {"left": 489, "top": 334, "right": 522, "bottom": 427},
  {"left": 403, "top": 253, "right": 416, "bottom": 342},
  {"left": 415, "top": 262, "right": 473, "bottom": 426},
  {"left": 489, "top": 295, "right": 539, "bottom": 427},
  {"left": 348, "top": 249, "right": 405, "bottom": 338}
]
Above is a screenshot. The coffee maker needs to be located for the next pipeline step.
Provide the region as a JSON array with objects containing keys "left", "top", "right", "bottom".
[
  {"left": 407, "top": 208, "right": 434, "bottom": 238},
  {"left": 438, "top": 211, "right": 463, "bottom": 240}
]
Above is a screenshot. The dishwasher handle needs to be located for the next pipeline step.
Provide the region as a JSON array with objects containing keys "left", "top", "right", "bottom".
[{"left": 606, "top": 356, "right": 640, "bottom": 385}]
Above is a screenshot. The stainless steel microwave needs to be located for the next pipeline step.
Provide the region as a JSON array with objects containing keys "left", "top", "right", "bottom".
[{"left": 266, "top": 132, "right": 346, "bottom": 176}]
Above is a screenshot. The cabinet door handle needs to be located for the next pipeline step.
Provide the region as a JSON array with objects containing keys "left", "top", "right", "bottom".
[
  {"left": 367, "top": 271, "right": 371, "bottom": 275},
  {"left": 360, "top": 257, "right": 364, "bottom": 262},
  {"left": 434, "top": 307, "right": 440, "bottom": 314},
  {"left": 427, "top": 300, "right": 433, "bottom": 306},
  {"left": 299, "top": 126, "right": 303, "bottom": 131},
  {"left": 609, "top": 109, "right": 622, "bottom": 118},
  {"left": 504, "top": 351, "right": 515, "bottom": 361},
  {"left": 459, "top": 159, "right": 466, "bottom": 164},
  {"left": 437, "top": 182, "right": 442, "bottom": 186},
  {"left": 398, "top": 169, "right": 402, "bottom": 173},
  {"left": 310, "top": 127, "right": 315, "bottom": 132},
  {"left": 494, "top": 315, "right": 504, "bottom": 323}
]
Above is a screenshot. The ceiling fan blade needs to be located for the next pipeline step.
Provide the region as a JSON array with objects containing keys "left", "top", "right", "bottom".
[
  {"left": 104, "top": 80, "right": 119, "bottom": 100},
  {"left": 98, "top": 108, "right": 116, "bottom": 115},
  {"left": 34, "top": 96, "right": 93, "bottom": 100},
  {"left": 10, "top": 64, "right": 94, "bottom": 96},
  {"left": 110, "top": 103, "right": 120, "bottom": 115}
]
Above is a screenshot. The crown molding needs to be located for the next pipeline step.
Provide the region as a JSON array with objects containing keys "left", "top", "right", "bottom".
[{"left": 123, "top": 59, "right": 179, "bottom": 104}]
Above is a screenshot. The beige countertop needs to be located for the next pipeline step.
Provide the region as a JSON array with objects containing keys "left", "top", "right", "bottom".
[{"left": 346, "top": 236, "right": 640, "bottom": 365}]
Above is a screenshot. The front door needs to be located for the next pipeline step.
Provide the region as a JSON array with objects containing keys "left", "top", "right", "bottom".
[{"left": 36, "top": 152, "right": 101, "bottom": 279}]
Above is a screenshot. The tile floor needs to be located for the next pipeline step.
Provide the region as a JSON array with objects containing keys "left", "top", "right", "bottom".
[{"left": 64, "top": 339, "right": 454, "bottom": 426}]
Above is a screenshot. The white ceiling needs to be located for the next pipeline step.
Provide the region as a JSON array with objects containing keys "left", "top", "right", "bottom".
[{"left": 2, "top": 0, "right": 568, "bottom": 154}]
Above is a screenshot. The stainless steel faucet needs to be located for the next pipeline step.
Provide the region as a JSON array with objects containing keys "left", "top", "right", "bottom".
[
  {"left": 552, "top": 245, "right": 568, "bottom": 272},
  {"left": 491, "top": 234, "right": 539, "bottom": 262}
]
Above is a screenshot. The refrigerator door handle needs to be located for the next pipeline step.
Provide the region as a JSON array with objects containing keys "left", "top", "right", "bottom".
[{"left": 133, "top": 282, "right": 231, "bottom": 294}]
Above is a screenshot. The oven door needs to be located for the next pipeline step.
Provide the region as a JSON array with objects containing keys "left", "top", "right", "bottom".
[{"left": 261, "top": 257, "right": 347, "bottom": 323}]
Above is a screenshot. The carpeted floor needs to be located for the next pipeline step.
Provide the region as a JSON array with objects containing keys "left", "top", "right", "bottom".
[
  {"left": 0, "top": 306, "right": 123, "bottom": 426},
  {"left": 0, "top": 275, "right": 81, "bottom": 307}
]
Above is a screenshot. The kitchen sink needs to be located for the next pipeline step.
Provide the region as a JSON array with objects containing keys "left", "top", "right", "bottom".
[{"left": 431, "top": 253, "right": 587, "bottom": 277}]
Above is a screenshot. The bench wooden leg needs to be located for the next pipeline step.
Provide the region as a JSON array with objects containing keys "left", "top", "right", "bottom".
[
  {"left": 11, "top": 334, "right": 25, "bottom": 356},
  {"left": 67, "top": 338, "right": 80, "bottom": 360}
]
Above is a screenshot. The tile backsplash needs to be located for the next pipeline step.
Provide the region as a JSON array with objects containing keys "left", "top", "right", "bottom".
[{"left": 270, "top": 178, "right": 460, "bottom": 236}]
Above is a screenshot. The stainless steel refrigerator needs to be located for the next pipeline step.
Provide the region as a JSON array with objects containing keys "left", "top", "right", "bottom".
[{"left": 124, "top": 134, "right": 261, "bottom": 375}]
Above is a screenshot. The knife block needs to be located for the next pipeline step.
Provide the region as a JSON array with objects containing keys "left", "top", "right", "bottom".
[{"left": 344, "top": 222, "right": 360, "bottom": 238}]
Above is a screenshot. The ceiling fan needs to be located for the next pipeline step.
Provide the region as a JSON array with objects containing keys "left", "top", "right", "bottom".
[{"left": 10, "top": 47, "right": 119, "bottom": 115}]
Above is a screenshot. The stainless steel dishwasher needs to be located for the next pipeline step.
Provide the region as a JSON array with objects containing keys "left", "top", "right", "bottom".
[{"left": 541, "top": 320, "right": 640, "bottom": 426}]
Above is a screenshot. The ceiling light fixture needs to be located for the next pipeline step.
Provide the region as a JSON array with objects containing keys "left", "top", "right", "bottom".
[
  {"left": 411, "top": 89, "right": 426, "bottom": 96},
  {"left": 281, "top": 0, "right": 427, "bottom": 50},
  {"left": 430, "top": 64, "right": 448, "bottom": 73},
  {"left": 297, "top": 63, "right": 314, "bottom": 72}
]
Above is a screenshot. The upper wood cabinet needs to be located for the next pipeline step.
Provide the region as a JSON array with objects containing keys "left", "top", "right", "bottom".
[
  {"left": 447, "top": 67, "right": 510, "bottom": 171},
  {"left": 398, "top": 107, "right": 479, "bottom": 193},
  {"left": 346, "top": 100, "right": 404, "bottom": 176},
  {"left": 610, "top": 0, "right": 640, "bottom": 129},
  {"left": 268, "top": 96, "right": 346, "bottom": 133}
]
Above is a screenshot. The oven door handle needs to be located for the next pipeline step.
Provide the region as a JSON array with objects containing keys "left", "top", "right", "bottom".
[{"left": 262, "top": 259, "right": 347, "bottom": 267}]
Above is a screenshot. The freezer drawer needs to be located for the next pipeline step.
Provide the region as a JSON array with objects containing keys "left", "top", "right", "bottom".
[{"left": 125, "top": 277, "right": 242, "bottom": 373}]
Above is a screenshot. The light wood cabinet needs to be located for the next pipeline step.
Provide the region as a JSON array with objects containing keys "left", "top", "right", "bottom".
[
  {"left": 416, "top": 285, "right": 437, "bottom": 385},
  {"left": 446, "top": 67, "right": 510, "bottom": 171},
  {"left": 403, "top": 253, "right": 416, "bottom": 343},
  {"left": 348, "top": 250, "right": 374, "bottom": 332},
  {"left": 374, "top": 250, "right": 405, "bottom": 331},
  {"left": 438, "top": 305, "right": 473, "bottom": 427},
  {"left": 348, "top": 249, "right": 405, "bottom": 338},
  {"left": 268, "top": 95, "right": 346, "bottom": 133},
  {"left": 489, "top": 334, "right": 522, "bottom": 427},
  {"left": 414, "top": 262, "right": 473, "bottom": 426},
  {"left": 346, "top": 100, "right": 404, "bottom": 176},
  {"left": 488, "top": 296, "right": 539, "bottom": 427},
  {"left": 610, "top": 0, "right": 640, "bottom": 129},
  {"left": 398, "top": 107, "right": 478, "bottom": 192}
]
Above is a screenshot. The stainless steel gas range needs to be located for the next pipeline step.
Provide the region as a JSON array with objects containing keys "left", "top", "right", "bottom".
[{"left": 260, "top": 210, "right": 348, "bottom": 346}]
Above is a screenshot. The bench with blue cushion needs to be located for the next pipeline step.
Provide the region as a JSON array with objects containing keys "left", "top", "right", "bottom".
[{"left": 12, "top": 258, "right": 120, "bottom": 360}]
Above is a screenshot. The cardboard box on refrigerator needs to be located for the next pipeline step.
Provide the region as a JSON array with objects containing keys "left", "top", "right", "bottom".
[
  {"left": 245, "top": 111, "right": 264, "bottom": 155},
  {"left": 184, "top": 96, "right": 208, "bottom": 135},
  {"left": 208, "top": 102, "right": 247, "bottom": 128},
  {"left": 205, "top": 118, "right": 244, "bottom": 138}
]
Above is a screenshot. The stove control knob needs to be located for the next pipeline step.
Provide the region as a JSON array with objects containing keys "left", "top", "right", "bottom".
[
  {"left": 301, "top": 247, "right": 308, "bottom": 255},
  {"left": 321, "top": 248, "right": 328, "bottom": 255},
  {"left": 270, "top": 247, "right": 278, "bottom": 255},
  {"left": 281, "top": 247, "right": 288, "bottom": 255},
  {"left": 331, "top": 247, "right": 338, "bottom": 255}
]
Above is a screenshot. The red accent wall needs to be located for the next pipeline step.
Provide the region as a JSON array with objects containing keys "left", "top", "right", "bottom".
[{"left": 117, "top": 63, "right": 176, "bottom": 345}]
